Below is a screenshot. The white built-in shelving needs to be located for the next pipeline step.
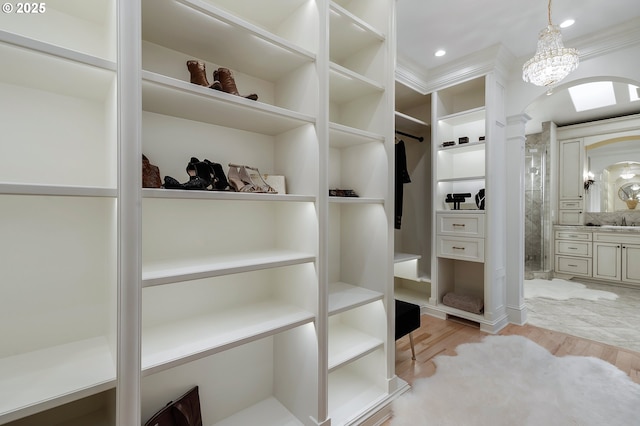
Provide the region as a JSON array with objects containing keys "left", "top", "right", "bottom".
[
  {"left": 429, "top": 75, "right": 508, "bottom": 333},
  {"left": 0, "top": 1, "right": 118, "bottom": 424},
  {"left": 0, "top": 0, "right": 398, "bottom": 425}
]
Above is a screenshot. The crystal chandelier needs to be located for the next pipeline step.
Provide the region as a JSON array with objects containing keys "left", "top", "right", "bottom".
[{"left": 522, "top": 0, "right": 579, "bottom": 88}]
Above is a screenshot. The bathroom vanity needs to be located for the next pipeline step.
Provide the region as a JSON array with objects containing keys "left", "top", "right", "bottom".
[
  {"left": 553, "top": 114, "right": 640, "bottom": 286},
  {"left": 555, "top": 225, "right": 640, "bottom": 286}
]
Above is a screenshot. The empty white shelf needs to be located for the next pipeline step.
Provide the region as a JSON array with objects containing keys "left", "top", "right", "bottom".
[
  {"left": 328, "top": 368, "right": 386, "bottom": 426},
  {"left": 0, "top": 183, "right": 116, "bottom": 198},
  {"left": 393, "top": 252, "right": 422, "bottom": 263},
  {"left": 328, "top": 282, "right": 383, "bottom": 316},
  {"left": 214, "top": 396, "right": 302, "bottom": 426},
  {"left": 328, "top": 325, "right": 383, "bottom": 372},
  {"left": 142, "top": 250, "right": 316, "bottom": 287},
  {"left": 142, "top": 300, "right": 315, "bottom": 375},
  {"left": 0, "top": 337, "right": 115, "bottom": 424}
]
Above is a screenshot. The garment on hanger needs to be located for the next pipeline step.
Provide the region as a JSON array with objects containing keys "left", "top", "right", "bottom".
[{"left": 395, "top": 139, "right": 411, "bottom": 229}]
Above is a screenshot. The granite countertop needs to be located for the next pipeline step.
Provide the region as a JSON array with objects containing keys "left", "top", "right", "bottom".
[{"left": 554, "top": 225, "right": 640, "bottom": 233}]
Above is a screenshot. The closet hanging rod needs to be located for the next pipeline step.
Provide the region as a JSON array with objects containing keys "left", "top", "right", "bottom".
[{"left": 395, "top": 130, "right": 424, "bottom": 142}]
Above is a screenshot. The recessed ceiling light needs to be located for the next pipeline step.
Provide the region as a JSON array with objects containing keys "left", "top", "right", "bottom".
[
  {"left": 568, "top": 81, "right": 616, "bottom": 112},
  {"left": 560, "top": 19, "right": 575, "bottom": 28},
  {"left": 434, "top": 49, "right": 446, "bottom": 57}
]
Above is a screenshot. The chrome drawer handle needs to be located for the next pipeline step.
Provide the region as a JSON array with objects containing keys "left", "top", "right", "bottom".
[
  {"left": 568, "top": 264, "right": 578, "bottom": 267},
  {"left": 452, "top": 246, "right": 465, "bottom": 250},
  {"left": 568, "top": 247, "right": 577, "bottom": 250},
  {"left": 452, "top": 224, "right": 466, "bottom": 227}
]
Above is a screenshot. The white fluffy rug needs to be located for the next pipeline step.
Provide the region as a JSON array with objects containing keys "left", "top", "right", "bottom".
[
  {"left": 524, "top": 278, "right": 618, "bottom": 301},
  {"left": 391, "top": 335, "right": 640, "bottom": 426}
]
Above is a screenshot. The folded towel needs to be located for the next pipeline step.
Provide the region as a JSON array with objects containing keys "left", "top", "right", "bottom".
[{"left": 442, "top": 292, "right": 484, "bottom": 314}]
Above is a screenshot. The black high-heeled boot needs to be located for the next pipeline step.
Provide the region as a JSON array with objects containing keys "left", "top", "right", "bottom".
[
  {"left": 187, "top": 157, "right": 216, "bottom": 189},
  {"left": 203, "top": 159, "right": 230, "bottom": 190}
]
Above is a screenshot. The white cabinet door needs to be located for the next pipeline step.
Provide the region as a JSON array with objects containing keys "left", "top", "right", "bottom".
[
  {"left": 559, "top": 139, "right": 585, "bottom": 201},
  {"left": 622, "top": 244, "right": 640, "bottom": 284},
  {"left": 593, "top": 242, "right": 621, "bottom": 281}
]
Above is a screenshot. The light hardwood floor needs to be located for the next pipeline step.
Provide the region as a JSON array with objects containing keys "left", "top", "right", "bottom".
[{"left": 381, "top": 314, "right": 640, "bottom": 425}]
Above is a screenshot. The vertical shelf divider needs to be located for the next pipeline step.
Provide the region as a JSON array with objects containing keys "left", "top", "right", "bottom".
[{"left": 117, "top": 0, "right": 142, "bottom": 424}]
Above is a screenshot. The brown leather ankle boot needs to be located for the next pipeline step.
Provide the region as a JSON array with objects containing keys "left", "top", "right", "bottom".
[
  {"left": 187, "top": 60, "right": 222, "bottom": 90},
  {"left": 215, "top": 67, "right": 258, "bottom": 101}
]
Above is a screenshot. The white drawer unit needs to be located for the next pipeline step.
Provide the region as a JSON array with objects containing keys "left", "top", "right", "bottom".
[
  {"left": 554, "top": 228, "right": 592, "bottom": 278},
  {"left": 555, "top": 230, "right": 592, "bottom": 241},
  {"left": 555, "top": 239, "right": 592, "bottom": 257},
  {"left": 555, "top": 255, "right": 591, "bottom": 276},
  {"left": 436, "top": 212, "right": 485, "bottom": 237},
  {"left": 437, "top": 235, "right": 485, "bottom": 262},
  {"left": 554, "top": 228, "right": 640, "bottom": 285}
]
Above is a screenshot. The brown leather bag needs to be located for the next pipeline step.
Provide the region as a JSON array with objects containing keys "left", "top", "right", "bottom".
[
  {"left": 142, "top": 154, "right": 162, "bottom": 188},
  {"left": 144, "top": 386, "right": 202, "bottom": 426}
]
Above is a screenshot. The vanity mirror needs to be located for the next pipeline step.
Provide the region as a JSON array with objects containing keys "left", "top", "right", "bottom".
[
  {"left": 586, "top": 140, "right": 640, "bottom": 212},
  {"left": 618, "top": 180, "right": 640, "bottom": 209}
]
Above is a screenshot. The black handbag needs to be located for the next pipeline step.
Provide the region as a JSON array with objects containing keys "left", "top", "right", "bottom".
[{"left": 144, "top": 386, "right": 202, "bottom": 426}]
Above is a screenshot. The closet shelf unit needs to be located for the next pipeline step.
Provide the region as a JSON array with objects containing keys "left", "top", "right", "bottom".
[
  {"left": 327, "top": 0, "right": 400, "bottom": 424},
  {"left": 429, "top": 75, "right": 508, "bottom": 333},
  {"left": 0, "top": 0, "right": 118, "bottom": 424},
  {"left": 0, "top": 0, "right": 400, "bottom": 424}
]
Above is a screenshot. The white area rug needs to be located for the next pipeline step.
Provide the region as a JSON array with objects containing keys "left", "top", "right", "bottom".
[
  {"left": 524, "top": 278, "right": 618, "bottom": 301},
  {"left": 391, "top": 335, "right": 640, "bottom": 426}
]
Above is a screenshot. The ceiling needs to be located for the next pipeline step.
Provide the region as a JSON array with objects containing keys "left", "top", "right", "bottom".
[{"left": 396, "top": 0, "right": 640, "bottom": 134}]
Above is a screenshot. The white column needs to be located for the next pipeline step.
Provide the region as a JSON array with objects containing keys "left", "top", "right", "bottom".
[{"left": 505, "top": 113, "right": 530, "bottom": 325}]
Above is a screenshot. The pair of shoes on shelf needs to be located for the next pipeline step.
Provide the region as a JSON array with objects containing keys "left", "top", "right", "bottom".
[
  {"left": 163, "top": 157, "right": 230, "bottom": 191},
  {"left": 329, "top": 189, "right": 359, "bottom": 197},
  {"left": 186, "top": 60, "right": 222, "bottom": 90},
  {"left": 186, "top": 157, "right": 230, "bottom": 191},
  {"left": 187, "top": 61, "right": 258, "bottom": 101},
  {"left": 227, "top": 164, "right": 277, "bottom": 193}
]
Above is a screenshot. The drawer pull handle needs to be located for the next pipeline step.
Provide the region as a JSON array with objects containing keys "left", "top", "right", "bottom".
[
  {"left": 568, "top": 247, "right": 577, "bottom": 250},
  {"left": 568, "top": 264, "right": 578, "bottom": 267},
  {"left": 452, "top": 224, "right": 466, "bottom": 227},
  {"left": 452, "top": 246, "right": 465, "bottom": 250}
]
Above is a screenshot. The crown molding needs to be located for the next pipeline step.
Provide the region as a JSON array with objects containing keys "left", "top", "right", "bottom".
[
  {"left": 395, "top": 57, "right": 429, "bottom": 94},
  {"left": 397, "top": 44, "right": 514, "bottom": 94},
  {"left": 573, "top": 17, "right": 640, "bottom": 61}
]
